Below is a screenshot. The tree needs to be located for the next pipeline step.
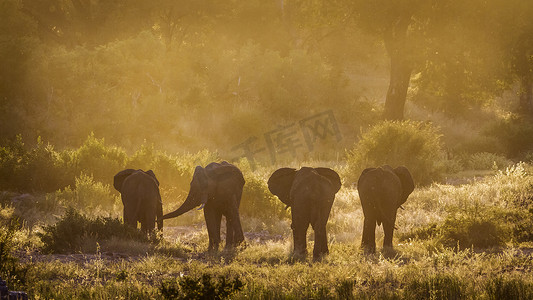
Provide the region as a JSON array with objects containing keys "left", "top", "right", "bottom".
[
  {"left": 20, "top": 0, "right": 153, "bottom": 46},
  {"left": 351, "top": 0, "right": 432, "bottom": 120}
]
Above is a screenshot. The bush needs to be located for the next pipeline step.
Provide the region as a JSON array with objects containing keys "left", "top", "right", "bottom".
[
  {"left": 485, "top": 115, "right": 533, "bottom": 159},
  {"left": 73, "top": 133, "right": 127, "bottom": 184},
  {"left": 0, "top": 218, "right": 28, "bottom": 289},
  {"left": 347, "top": 120, "right": 445, "bottom": 185},
  {"left": 240, "top": 172, "right": 288, "bottom": 223},
  {"left": 160, "top": 273, "right": 244, "bottom": 300},
  {"left": 38, "top": 208, "right": 151, "bottom": 254},
  {"left": 461, "top": 152, "right": 513, "bottom": 171},
  {"left": 0, "top": 135, "right": 73, "bottom": 192},
  {"left": 53, "top": 173, "right": 117, "bottom": 211},
  {"left": 439, "top": 217, "right": 507, "bottom": 250}
]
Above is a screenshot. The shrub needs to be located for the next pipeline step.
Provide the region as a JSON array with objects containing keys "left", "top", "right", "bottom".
[
  {"left": 0, "top": 218, "right": 28, "bottom": 289},
  {"left": 0, "top": 135, "right": 73, "bottom": 192},
  {"left": 38, "top": 208, "right": 150, "bottom": 254},
  {"left": 73, "top": 133, "right": 127, "bottom": 184},
  {"left": 159, "top": 273, "right": 244, "bottom": 300},
  {"left": 347, "top": 120, "right": 445, "bottom": 185},
  {"left": 53, "top": 173, "right": 116, "bottom": 211},
  {"left": 438, "top": 215, "right": 508, "bottom": 250},
  {"left": 485, "top": 115, "right": 533, "bottom": 159},
  {"left": 461, "top": 152, "right": 513, "bottom": 171},
  {"left": 240, "top": 172, "right": 288, "bottom": 223}
]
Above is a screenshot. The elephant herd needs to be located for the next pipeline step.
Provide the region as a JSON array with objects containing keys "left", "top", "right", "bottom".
[{"left": 113, "top": 162, "right": 414, "bottom": 260}]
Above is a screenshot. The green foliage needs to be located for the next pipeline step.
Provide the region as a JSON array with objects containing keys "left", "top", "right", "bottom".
[
  {"left": 439, "top": 216, "right": 508, "bottom": 250},
  {"left": 38, "top": 208, "right": 151, "bottom": 254},
  {"left": 0, "top": 218, "right": 28, "bottom": 290},
  {"left": 461, "top": 152, "right": 513, "bottom": 171},
  {"left": 73, "top": 134, "right": 127, "bottom": 184},
  {"left": 159, "top": 274, "right": 244, "bottom": 300},
  {"left": 240, "top": 172, "right": 288, "bottom": 222},
  {"left": 347, "top": 120, "right": 445, "bottom": 185},
  {"left": 485, "top": 115, "right": 533, "bottom": 158},
  {"left": 0, "top": 135, "right": 73, "bottom": 192},
  {"left": 53, "top": 173, "right": 116, "bottom": 211}
]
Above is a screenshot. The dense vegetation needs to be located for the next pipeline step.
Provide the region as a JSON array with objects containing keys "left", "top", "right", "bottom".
[{"left": 1, "top": 0, "right": 533, "bottom": 299}]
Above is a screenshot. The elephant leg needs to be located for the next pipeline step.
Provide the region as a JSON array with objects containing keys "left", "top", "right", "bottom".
[
  {"left": 225, "top": 197, "right": 244, "bottom": 249},
  {"left": 293, "top": 222, "right": 309, "bottom": 260},
  {"left": 383, "top": 221, "right": 395, "bottom": 249},
  {"left": 311, "top": 223, "right": 328, "bottom": 261},
  {"left": 225, "top": 214, "right": 234, "bottom": 249},
  {"left": 292, "top": 211, "right": 310, "bottom": 260},
  {"left": 156, "top": 192, "right": 163, "bottom": 231},
  {"left": 123, "top": 204, "right": 138, "bottom": 229},
  {"left": 204, "top": 207, "right": 222, "bottom": 252},
  {"left": 361, "top": 216, "right": 377, "bottom": 253},
  {"left": 141, "top": 204, "right": 156, "bottom": 234},
  {"left": 383, "top": 208, "right": 398, "bottom": 250}
]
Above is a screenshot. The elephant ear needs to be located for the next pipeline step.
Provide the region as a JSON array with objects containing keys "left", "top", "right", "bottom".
[
  {"left": 357, "top": 167, "right": 377, "bottom": 187},
  {"left": 315, "top": 168, "right": 342, "bottom": 194},
  {"left": 267, "top": 168, "right": 297, "bottom": 206},
  {"left": 145, "top": 169, "right": 160, "bottom": 186},
  {"left": 206, "top": 162, "right": 245, "bottom": 186},
  {"left": 113, "top": 169, "right": 137, "bottom": 192},
  {"left": 393, "top": 166, "right": 414, "bottom": 206}
]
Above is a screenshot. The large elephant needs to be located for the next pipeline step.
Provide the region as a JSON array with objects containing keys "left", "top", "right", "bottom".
[
  {"left": 268, "top": 167, "right": 341, "bottom": 261},
  {"left": 113, "top": 169, "right": 163, "bottom": 233},
  {"left": 163, "top": 161, "right": 245, "bottom": 251},
  {"left": 357, "top": 165, "right": 414, "bottom": 253}
]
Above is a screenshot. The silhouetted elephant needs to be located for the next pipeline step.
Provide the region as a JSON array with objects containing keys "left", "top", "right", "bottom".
[
  {"left": 268, "top": 167, "right": 341, "bottom": 261},
  {"left": 163, "top": 161, "right": 245, "bottom": 251},
  {"left": 113, "top": 169, "right": 163, "bottom": 233},
  {"left": 357, "top": 165, "right": 414, "bottom": 253}
]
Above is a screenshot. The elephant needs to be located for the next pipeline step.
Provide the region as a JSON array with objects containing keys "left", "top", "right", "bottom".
[
  {"left": 357, "top": 165, "right": 414, "bottom": 253},
  {"left": 268, "top": 167, "right": 341, "bottom": 261},
  {"left": 113, "top": 169, "right": 163, "bottom": 233},
  {"left": 162, "top": 161, "right": 245, "bottom": 251}
]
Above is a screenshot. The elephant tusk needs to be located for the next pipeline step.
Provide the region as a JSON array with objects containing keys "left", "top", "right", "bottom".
[
  {"left": 399, "top": 205, "right": 405, "bottom": 210},
  {"left": 197, "top": 203, "right": 205, "bottom": 210}
]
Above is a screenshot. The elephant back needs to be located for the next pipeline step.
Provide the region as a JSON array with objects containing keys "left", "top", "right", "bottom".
[{"left": 206, "top": 161, "right": 245, "bottom": 187}]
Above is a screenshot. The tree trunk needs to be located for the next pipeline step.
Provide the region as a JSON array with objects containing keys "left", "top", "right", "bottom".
[{"left": 383, "top": 13, "right": 413, "bottom": 121}]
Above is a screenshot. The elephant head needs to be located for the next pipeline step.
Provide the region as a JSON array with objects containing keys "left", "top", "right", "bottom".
[
  {"left": 267, "top": 167, "right": 342, "bottom": 207},
  {"left": 114, "top": 169, "right": 160, "bottom": 193},
  {"left": 162, "top": 166, "right": 209, "bottom": 219},
  {"left": 163, "top": 162, "right": 245, "bottom": 220},
  {"left": 358, "top": 165, "right": 414, "bottom": 209}
]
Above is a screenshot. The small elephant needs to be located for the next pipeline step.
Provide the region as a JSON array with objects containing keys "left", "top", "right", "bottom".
[
  {"left": 357, "top": 165, "right": 414, "bottom": 253},
  {"left": 113, "top": 169, "right": 163, "bottom": 233},
  {"left": 163, "top": 161, "right": 245, "bottom": 251},
  {"left": 268, "top": 167, "right": 341, "bottom": 261}
]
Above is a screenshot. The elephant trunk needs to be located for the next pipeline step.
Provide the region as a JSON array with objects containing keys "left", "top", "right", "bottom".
[
  {"left": 163, "top": 193, "right": 197, "bottom": 219},
  {"left": 162, "top": 191, "right": 207, "bottom": 220}
]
